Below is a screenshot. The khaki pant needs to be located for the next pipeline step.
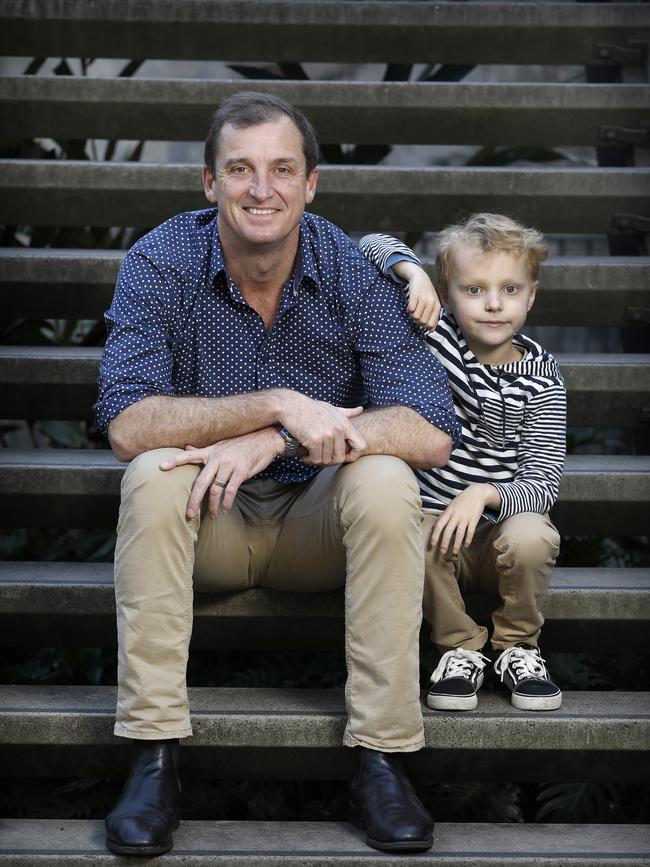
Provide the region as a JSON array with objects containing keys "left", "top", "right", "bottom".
[
  {"left": 421, "top": 512, "right": 560, "bottom": 652},
  {"left": 114, "top": 449, "right": 426, "bottom": 751}
]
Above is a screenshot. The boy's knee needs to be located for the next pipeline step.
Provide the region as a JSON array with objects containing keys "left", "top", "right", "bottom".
[{"left": 494, "top": 513, "right": 560, "bottom": 567}]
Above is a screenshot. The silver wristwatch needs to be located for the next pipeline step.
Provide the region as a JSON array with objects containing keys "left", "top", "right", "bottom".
[{"left": 277, "top": 425, "right": 301, "bottom": 459}]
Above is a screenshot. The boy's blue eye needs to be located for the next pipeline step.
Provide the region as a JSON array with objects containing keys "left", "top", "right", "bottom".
[
  {"left": 467, "top": 286, "right": 481, "bottom": 295},
  {"left": 504, "top": 285, "right": 519, "bottom": 294}
]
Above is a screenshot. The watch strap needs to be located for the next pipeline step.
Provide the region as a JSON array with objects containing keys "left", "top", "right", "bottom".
[{"left": 277, "top": 425, "right": 301, "bottom": 458}]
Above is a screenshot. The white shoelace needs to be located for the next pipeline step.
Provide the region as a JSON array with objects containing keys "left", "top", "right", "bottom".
[
  {"left": 430, "top": 648, "right": 489, "bottom": 684},
  {"left": 494, "top": 646, "right": 548, "bottom": 683}
]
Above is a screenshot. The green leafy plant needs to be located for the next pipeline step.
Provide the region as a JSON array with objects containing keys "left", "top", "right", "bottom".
[{"left": 537, "top": 782, "right": 624, "bottom": 823}]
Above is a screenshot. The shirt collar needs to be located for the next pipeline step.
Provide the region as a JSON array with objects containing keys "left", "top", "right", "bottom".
[
  {"left": 295, "top": 217, "right": 322, "bottom": 294},
  {"left": 207, "top": 213, "right": 228, "bottom": 293}
]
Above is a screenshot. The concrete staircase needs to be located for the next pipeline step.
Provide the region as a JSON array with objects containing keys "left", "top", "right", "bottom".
[{"left": 1, "top": 1, "right": 649, "bottom": 863}]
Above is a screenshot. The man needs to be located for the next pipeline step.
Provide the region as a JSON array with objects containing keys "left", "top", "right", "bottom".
[{"left": 96, "top": 92, "right": 460, "bottom": 856}]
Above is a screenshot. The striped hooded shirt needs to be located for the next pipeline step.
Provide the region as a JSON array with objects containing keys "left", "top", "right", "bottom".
[{"left": 359, "top": 234, "right": 567, "bottom": 524}]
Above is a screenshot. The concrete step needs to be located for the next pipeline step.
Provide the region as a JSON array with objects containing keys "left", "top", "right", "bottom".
[
  {"left": 2, "top": 562, "right": 647, "bottom": 652},
  {"left": 559, "top": 353, "right": 650, "bottom": 428},
  {"left": 1, "top": 819, "right": 649, "bottom": 866},
  {"left": 1, "top": 0, "right": 646, "bottom": 66},
  {"left": 3, "top": 248, "right": 648, "bottom": 325},
  {"left": 0, "top": 248, "right": 122, "bottom": 319},
  {"left": 1, "top": 160, "right": 648, "bottom": 234},
  {"left": 3, "top": 76, "right": 649, "bottom": 148},
  {"left": 2, "top": 248, "right": 648, "bottom": 326},
  {"left": 0, "top": 686, "right": 648, "bottom": 783},
  {"left": 0, "top": 450, "right": 648, "bottom": 534},
  {"left": 3, "top": 346, "right": 648, "bottom": 428}
]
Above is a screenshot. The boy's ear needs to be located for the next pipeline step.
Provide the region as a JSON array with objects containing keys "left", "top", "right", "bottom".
[{"left": 527, "top": 281, "right": 538, "bottom": 311}]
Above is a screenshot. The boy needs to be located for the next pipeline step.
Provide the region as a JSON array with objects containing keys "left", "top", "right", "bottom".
[{"left": 359, "top": 213, "right": 565, "bottom": 711}]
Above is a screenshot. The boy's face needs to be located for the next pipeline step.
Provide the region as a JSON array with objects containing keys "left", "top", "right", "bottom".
[{"left": 442, "top": 244, "right": 537, "bottom": 365}]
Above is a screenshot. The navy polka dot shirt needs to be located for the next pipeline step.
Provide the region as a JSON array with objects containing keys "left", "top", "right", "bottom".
[{"left": 95, "top": 208, "right": 460, "bottom": 483}]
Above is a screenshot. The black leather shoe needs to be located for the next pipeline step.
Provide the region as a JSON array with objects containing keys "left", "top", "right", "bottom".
[
  {"left": 105, "top": 739, "right": 181, "bottom": 855},
  {"left": 349, "top": 746, "right": 433, "bottom": 851}
]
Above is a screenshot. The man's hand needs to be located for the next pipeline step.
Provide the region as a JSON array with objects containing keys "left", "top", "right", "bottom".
[
  {"left": 429, "top": 484, "right": 500, "bottom": 555},
  {"left": 392, "top": 260, "right": 441, "bottom": 331},
  {"left": 278, "top": 395, "right": 366, "bottom": 466},
  {"left": 159, "top": 427, "right": 282, "bottom": 519}
]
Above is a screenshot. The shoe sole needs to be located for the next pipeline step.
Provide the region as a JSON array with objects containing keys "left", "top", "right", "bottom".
[
  {"left": 427, "top": 692, "right": 477, "bottom": 711},
  {"left": 365, "top": 834, "right": 434, "bottom": 852},
  {"left": 511, "top": 692, "right": 562, "bottom": 711},
  {"left": 349, "top": 812, "right": 433, "bottom": 852},
  {"left": 105, "top": 837, "right": 173, "bottom": 855}
]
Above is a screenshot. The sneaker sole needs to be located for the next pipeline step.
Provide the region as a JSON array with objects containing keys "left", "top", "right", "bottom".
[
  {"left": 511, "top": 692, "right": 562, "bottom": 711},
  {"left": 427, "top": 692, "right": 478, "bottom": 711}
]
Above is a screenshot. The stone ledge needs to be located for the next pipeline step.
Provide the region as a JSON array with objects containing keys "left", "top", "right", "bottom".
[
  {"left": 2, "top": 161, "right": 648, "bottom": 234},
  {"left": 1, "top": 451, "right": 648, "bottom": 535},
  {"left": 0, "top": 686, "right": 648, "bottom": 752},
  {"left": 2, "top": 347, "right": 648, "bottom": 428},
  {"left": 1, "top": 1, "right": 646, "bottom": 65},
  {"left": 1, "top": 819, "right": 649, "bottom": 865},
  {"left": 3, "top": 77, "right": 649, "bottom": 146},
  {"left": 2, "top": 249, "right": 648, "bottom": 326}
]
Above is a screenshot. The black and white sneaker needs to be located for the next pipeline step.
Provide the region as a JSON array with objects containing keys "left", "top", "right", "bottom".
[
  {"left": 494, "top": 644, "right": 562, "bottom": 711},
  {"left": 427, "top": 648, "right": 490, "bottom": 711}
]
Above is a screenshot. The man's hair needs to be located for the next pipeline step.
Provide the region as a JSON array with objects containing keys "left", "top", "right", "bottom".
[
  {"left": 436, "top": 213, "right": 548, "bottom": 293},
  {"left": 204, "top": 91, "right": 320, "bottom": 175}
]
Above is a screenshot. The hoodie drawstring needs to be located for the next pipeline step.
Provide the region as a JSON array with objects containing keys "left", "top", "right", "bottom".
[{"left": 496, "top": 370, "right": 507, "bottom": 447}]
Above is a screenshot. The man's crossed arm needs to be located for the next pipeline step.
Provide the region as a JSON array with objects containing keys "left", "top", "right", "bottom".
[
  {"left": 108, "top": 389, "right": 364, "bottom": 464},
  {"left": 108, "top": 390, "right": 452, "bottom": 519}
]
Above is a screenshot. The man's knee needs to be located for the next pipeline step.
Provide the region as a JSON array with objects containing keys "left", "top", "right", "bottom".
[
  {"left": 338, "top": 455, "right": 421, "bottom": 530},
  {"left": 120, "top": 448, "right": 198, "bottom": 516}
]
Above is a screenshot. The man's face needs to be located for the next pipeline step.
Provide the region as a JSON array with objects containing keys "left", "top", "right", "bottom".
[{"left": 202, "top": 116, "right": 319, "bottom": 254}]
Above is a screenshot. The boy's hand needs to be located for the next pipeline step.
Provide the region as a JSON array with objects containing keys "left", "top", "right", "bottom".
[
  {"left": 429, "top": 484, "right": 500, "bottom": 555},
  {"left": 392, "top": 260, "right": 441, "bottom": 331}
]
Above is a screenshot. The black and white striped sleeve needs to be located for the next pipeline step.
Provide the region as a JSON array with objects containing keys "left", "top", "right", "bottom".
[
  {"left": 490, "top": 383, "right": 567, "bottom": 520},
  {"left": 358, "top": 233, "right": 422, "bottom": 280}
]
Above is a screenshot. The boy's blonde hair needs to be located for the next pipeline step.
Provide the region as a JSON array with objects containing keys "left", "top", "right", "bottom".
[{"left": 436, "top": 213, "right": 548, "bottom": 294}]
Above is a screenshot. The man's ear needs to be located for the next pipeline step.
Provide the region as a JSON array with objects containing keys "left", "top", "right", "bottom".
[
  {"left": 202, "top": 166, "right": 218, "bottom": 204},
  {"left": 305, "top": 167, "right": 319, "bottom": 205},
  {"left": 527, "top": 281, "right": 539, "bottom": 311}
]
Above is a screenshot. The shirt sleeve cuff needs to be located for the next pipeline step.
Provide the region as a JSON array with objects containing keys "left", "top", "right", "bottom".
[{"left": 385, "top": 252, "right": 422, "bottom": 285}]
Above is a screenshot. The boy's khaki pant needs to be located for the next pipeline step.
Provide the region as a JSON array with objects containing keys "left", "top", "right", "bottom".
[
  {"left": 421, "top": 512, "right": 560, "bottom": 652},
  {"left": 113, "top": 448, "right": 426, "bottom": 752}
]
